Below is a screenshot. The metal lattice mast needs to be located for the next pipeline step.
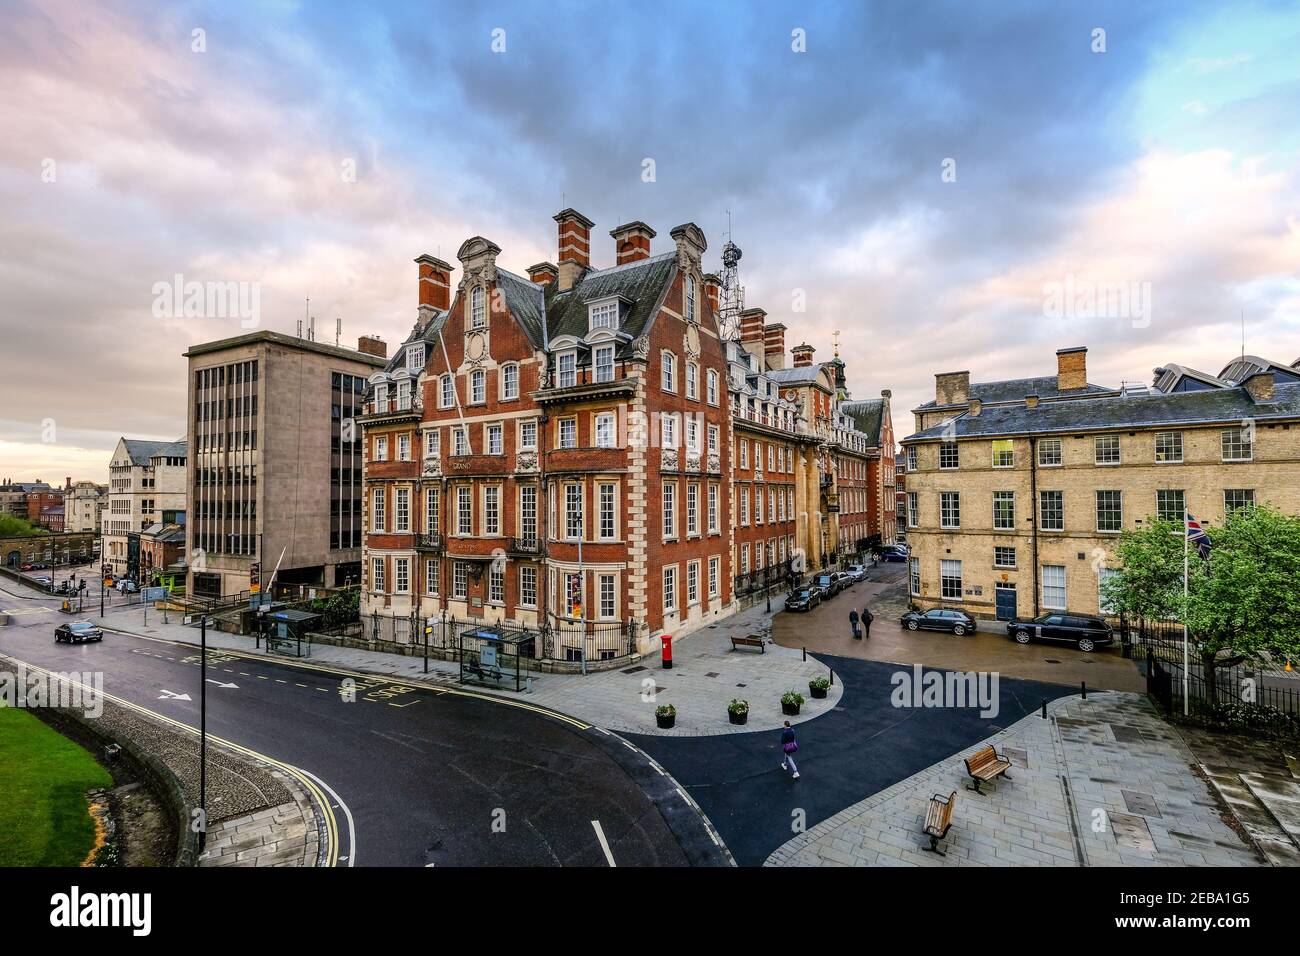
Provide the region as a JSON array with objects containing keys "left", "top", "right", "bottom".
[{"left": 716, "top": 211, "right": 745, "bottom": 341}]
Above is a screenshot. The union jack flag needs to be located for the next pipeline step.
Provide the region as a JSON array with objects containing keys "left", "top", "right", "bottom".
[{"left": 1185, "top": 512, "right": 1213, "bottom": 559}]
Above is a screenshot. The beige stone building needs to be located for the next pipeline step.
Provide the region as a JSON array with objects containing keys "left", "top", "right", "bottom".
[
  {"left": 64, "top": 480, "right": 108, "bottom": 534},
  {"left": 184, "top": 331, "right": 387, "bottom": 600},
  {"left": 901, "top": 347, "right": 1300, "bottom": 621},
  {"left": 103, "top": 438, "right": 187, "bottom": 578}
]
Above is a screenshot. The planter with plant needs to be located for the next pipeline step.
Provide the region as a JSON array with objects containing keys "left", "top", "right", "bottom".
[
  {"left": 727, "top": 698, "right": 749, "bottom": 725},
  {"left": 781, "top": 690, "right": 805, "bottom": 716},
  {"left": 655, "top": 703, "right": 676, "bottom": 729},
  {"left": 808, "top": 675, "right": 830, "bottom": 699}
]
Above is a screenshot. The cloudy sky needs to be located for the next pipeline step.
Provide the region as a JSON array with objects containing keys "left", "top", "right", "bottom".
[{"left": 2, "top": 0, "right": 1298, "bottom": 483}]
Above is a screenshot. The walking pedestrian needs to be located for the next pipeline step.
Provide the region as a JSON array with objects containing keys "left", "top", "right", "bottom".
[
  {"left": 862, "top": 606, "right": 874, "bottom": 638},
  {"left": 848, "top": 608, "right": 861, "bottom": 639},
  {"left": 779, "top": 720, "right": 800, "bottom": 779}
]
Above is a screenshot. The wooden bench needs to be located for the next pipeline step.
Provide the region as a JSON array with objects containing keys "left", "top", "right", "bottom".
[
  {"left": 730, "top": 635, "right": 765, "bottom": 653},
  {"left": 964, "top": 745, "right": 1013, "bottom": 794},
  {"left": 922, "top": 791, "right": 956, "bottom": 854}
]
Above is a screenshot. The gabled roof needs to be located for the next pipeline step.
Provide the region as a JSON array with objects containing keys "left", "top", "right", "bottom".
[
  {"left": 905, "top": 381, "right": 1300, "bottom": 442},
  {"left": 496, "top": 268, "right": 547, "bottom": 347},
  {"left": 383, "top": 310, "right": 449, "bottom": 372},
  {"left": 544, "top": 253, "right": 677, "bottom": 346},
  {"left": 149, "top": 440, "right": 187, "bottom": 460},
  {"left": 841, "top": 398, "right": 886, "bottom": 445},
  {"left": 1150, "top": 363, "right": 1230, "bottom": 393},
  {"left": 916, "top": 375, "right": 1113, "bottom": 409}
]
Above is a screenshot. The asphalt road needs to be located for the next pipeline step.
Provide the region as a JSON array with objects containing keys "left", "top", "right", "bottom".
[
  {"left": 0, "top": 583, "right": 722, "bottom": 867},
  {"left": 628, "top": 653, "right": 1077, "bottom": 866}
]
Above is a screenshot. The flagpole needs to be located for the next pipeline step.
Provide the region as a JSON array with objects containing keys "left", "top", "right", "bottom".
[{"left": 1183, "top": 516, "right": 1190, "bottom": 717}]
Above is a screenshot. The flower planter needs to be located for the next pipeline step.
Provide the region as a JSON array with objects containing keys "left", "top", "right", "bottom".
[
  {"left": 809, "top": 683, "right": 828, "bottom": 699},
  {"left": 781, "top": 701, "right": 801, "bottom": 716},
  {"left": 656, "top": 712, "right": 676, "bottom": 729},
  {"left": 728, "top": 709, "right": 748, "bottom": 725}
]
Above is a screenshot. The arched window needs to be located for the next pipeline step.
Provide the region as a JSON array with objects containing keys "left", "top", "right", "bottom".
[
  {"left": 471, "top": 286, "right": 486, "bottom": 328},
  {"left": 685, "top": 275, "right": 696, "bottom": 322}
]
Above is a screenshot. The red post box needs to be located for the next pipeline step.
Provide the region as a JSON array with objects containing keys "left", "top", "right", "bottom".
[{"left": 660, "top": 634, "right": 673, "bottom": 669}]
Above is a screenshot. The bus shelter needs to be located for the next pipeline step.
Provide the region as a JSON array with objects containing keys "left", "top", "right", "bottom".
[
  {"left": 457, "top": 624, "right": 531, "bottom": 692},
  {"left": 262, "top": 608, "right": 318, "bottom": 658}
]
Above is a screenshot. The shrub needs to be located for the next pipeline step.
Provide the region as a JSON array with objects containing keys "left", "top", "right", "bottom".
[
  {"left": 781, "top": 690, "right": 805, "bottom": 707},
  {"left": 727, "top": 698, "right": 749, "bottom": 715}
]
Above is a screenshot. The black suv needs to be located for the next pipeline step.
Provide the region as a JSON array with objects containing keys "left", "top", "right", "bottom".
[
  {"left": 811, "top": 573, "right": 840, "bottom": 597},
  {"left": 1007, "top": 613, "right": 1113, "bottom": 653},
  {"left": 784, "top": 587, "right": 822, "bottom": 613},
  {"left": 900, "top": 608, "right": 978, "bottom": 635}
]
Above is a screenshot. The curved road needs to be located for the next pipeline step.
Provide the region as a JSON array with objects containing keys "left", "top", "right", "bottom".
[{"left": 0, "top": 579, "right": 725, "bottom": 867}]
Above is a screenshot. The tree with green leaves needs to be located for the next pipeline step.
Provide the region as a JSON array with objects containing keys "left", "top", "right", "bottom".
[{"left": 1101, "top": 505, "right": 1300, "bottom": 702}]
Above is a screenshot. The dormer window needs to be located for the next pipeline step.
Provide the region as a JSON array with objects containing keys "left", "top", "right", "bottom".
[
  {"left": 406, "top": 344, "right": 425, "bottom": 371},
  {"left": 557, "top": 351, "right": 577, "bottom": 388},
  {"left": 470, "top": 286, "right": 486, "bottom": 329},
  {"left": 374, "top": 383, "right": 389, "bottom": 410},
  {"left": 589, "top": 300, "right": 618, "bottom": 332}
]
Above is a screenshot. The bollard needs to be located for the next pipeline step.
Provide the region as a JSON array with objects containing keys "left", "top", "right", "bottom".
[
  {"left": 1081, "top": 681, "right": 1087, "bottom": 700},
  {"left": 1041, "top": 698, "right": 1047, "bottom": 719},
  {"left": 802, "top": 645, "right": 807, "bottom": 662},
  {"left": 829, "top": 669, "right": 834, "bottom": 687}
]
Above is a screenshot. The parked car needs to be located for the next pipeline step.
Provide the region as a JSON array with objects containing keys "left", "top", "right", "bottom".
[
  {"left": 1007, "top": 613, "right": 1114, "bottom": 653},
  {"left": 55, "top": 621, "right": 103, "bottom": 644},
  {"left": 845, "top": 564, "right": 869, "bottom": 582},
  {"left": 34, "top": 575, "right": 54, "bottom": 588},
  {"left": 834, "top": 571, "right": 855, "bottom": 591},
  {"left": 115, "top": 578, "right": 138, "bottom": 593},
  {"left": 811, "top": 573, "right": 840, "bottom": 597},
  {"left": 784, "top": 587, "right": 822, "bottom": 613},
  {"left": 878, "top": 547, "right": 909, "bottom": 563},
  {"left": 20, "top": 563, "right": 35, "bottom": 571},
  {"left": 900, "top": 608, "right": 978, "bottom": 635}
]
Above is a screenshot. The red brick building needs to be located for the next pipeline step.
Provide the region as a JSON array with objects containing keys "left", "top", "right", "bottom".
[{"left": 360, "top": 211, "right": 734, "bottom": 659}]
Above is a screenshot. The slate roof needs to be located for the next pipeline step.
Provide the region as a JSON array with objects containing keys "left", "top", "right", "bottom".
[
  {"left": 121, "top": 439, "right": 172, "bottom": 465},
  {"left": 905, "top": 381, "right": 1300, "bottom": 442},
  {"left": 841, "top": 398, "right": 885, "bottom": 445},
  {"left": 383, "top": 309, "right": 449, "bottom": 372},
  {"left": 767, "top": 365, "right": 830, "bottom": 386},
  {"left": 149, "top": 440, "right": 187, "bottom": 460},
  {"left": 543, "top": 253, "right": 677, "bottom": 346},
  {"left": 916, "top": 375, "right": 1113, "bottom": 409},
  {"left": 496, "top": 269, "right": 547, "bottom": 346}
]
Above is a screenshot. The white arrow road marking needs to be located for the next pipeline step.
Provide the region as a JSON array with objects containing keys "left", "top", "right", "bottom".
[
  {"left": 205, "top": 679, "right": 239, "bottom": 689},
  {"left": 158, "top": 689, "right": 192, "bottom": 701},
  {"left": 591, "top": 820, "right": 616, "bottom": 867}
]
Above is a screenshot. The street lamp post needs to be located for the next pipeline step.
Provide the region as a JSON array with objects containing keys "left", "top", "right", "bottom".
[{"left": 199, "top": 613, "right": 209, "bottom": 850}]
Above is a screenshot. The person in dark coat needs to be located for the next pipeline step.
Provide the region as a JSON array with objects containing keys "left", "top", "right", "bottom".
[
  {"left": 862, "top": 606, "right": 874, "bottom": 638},
  {"left": 848, "top": 608, "right": 861, "bottom": 639},
  {"left": 779, "top": 721, "right": 800, "bottom": 778}
]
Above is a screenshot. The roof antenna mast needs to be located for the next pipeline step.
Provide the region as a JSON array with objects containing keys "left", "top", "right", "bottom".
[{"left": 716, "top": 208, "right": 745, "bottom": 341}]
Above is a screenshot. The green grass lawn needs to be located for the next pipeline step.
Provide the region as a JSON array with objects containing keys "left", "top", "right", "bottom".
[{"left": 0, "top": 707, "right": 112, "bottom": 866}]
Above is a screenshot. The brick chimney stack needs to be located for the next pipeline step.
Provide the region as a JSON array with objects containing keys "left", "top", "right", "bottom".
[
  {"left": 554, "top": 208, "right": 594, "bottom": 291},
  {"left": 609, "top": 221, "right": 655, "bottom": 265},
  {"left": 358, "top": 335, "right": 387, "bottom": 359},
  {"left": 1056, "top": 346, "right": 1088, "bottom": 392},
  {"left": 935, "top": 370, "right": 971, "bottom": 406},
  {"left": 526, "top": 262, "right": 558, "bottom": 286},
  {"left": 764, "top": 322, "right": 787, "bottom": 370},
  {"left": 703, "top": 274, "right": 721, "bottom": 316},
  {"left": 415, "top": 254, "right": 453, "bottom": 312},
  {"left": 791, "top": 343, "right": 816, "bottom": 368},
  {"left": 739, "top": 308, "right": 767, "bottom": 367}
]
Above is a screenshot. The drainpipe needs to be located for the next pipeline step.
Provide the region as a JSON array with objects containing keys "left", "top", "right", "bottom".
[{"left": 1029, "top": 436, "right": 1040, "bottom": 616}]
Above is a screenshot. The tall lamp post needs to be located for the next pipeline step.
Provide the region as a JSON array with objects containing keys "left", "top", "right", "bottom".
[{"left": 199, "top": 613, "right": 211, "bottom": 850}]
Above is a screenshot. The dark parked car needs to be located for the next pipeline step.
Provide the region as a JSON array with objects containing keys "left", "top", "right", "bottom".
[
  {"left": 1007, "top": 613, "right": 1114, "bottom": 653},
  {"left": 811, "top": 573, "right": 840, "bottom": 597},
  {"left": 55, "top": 621, "right": 103, "bottom": 644},
  {"left": 878, "top": 547, "right": 909, "bottom": 563},
  {"left": 900, "top": 608, "right": 978, "bottom": 635},
  {"left": 784, "top": 587, "right": 822, "bottom": 613}
]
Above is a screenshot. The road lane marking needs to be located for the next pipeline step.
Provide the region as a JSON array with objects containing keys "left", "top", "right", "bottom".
[
  {"left": 591, "top": 820, "right": 616, "bottom": 867},
  {"left": 96, "top": 626, "right": 592, "bottom": 728},
  {"left": 0, "top": 653, "right": 347, "bottom": 867}
]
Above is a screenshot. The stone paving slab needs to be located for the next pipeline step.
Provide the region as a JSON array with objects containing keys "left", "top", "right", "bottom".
[
  {"left": 99, "top": 597, "right": 841, "bottom": 736},
  {"left": 766, "top": 691, "right": 1263, "bottom": 867}
]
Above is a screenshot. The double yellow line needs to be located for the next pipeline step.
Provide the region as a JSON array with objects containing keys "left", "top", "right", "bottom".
[{"left": 3, "top": 654, "right": 342, "bottom": 867}]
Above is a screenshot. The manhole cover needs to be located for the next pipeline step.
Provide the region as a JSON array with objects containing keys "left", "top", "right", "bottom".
[
  {"left": 1044, "top": 659, "right": 1062, "bottom": 664},
  {"left": 621, "top": 665, "right": 647, "bottom": 674},
  {"left": 1110, "top": 724, "right": 1146, "bottom": 743},
  {"left": 735, "top": 683, "right": 747, "bottom": 688}
]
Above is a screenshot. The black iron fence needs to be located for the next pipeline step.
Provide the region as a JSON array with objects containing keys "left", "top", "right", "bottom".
[
  {"left": 734, "top": 560, "right": 797, "bottom": 608},
  {"left": 358, "top": 611, "right": 638, "bottom": 668},
  {"left": 1147, "top": 652, "right": 1300, "bottom": 737}
]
